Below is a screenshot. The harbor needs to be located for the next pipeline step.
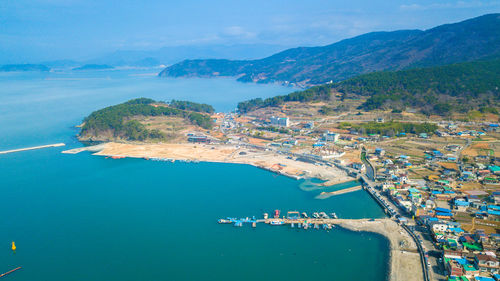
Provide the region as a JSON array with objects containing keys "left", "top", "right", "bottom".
[
  {"left": 219, "top": 210, "right": 424, "bottom": 281},
  {"left": 0, "top": 143, "right": 65, "bottom": 155},
  {"left": 219, "top": 210, "right": 343, "bottom": 229}
]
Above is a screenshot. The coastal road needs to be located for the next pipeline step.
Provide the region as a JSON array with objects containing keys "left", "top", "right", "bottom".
[{"left": 413, "top": 225, "right": 447, "bottom": 281}]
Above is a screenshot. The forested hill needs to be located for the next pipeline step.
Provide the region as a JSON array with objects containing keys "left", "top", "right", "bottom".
[
  {"left": 237, "top": 59, "right": 500, "bottom": 116},
  {"left": 80, "top": 98, "right": 213, "bottom": 141},
  {"left": 159, "top": 14, "right": 500, "bottom": 86}
]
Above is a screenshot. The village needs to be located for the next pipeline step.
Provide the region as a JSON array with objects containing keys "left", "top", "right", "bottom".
[{"left": 185, "top": 108, "right": 500, "bottom": 281}]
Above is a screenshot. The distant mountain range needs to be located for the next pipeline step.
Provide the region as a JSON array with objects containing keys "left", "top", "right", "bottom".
[
  {"left": 72, "top": 64, "right": 114, "bottom": 71},
  {"left": 159, "top": 14, "right": 500, "bottom": 86},
  {"left": 0, "top": 64, "right": 50, "bottom": 72},
  {"left": 83, "top": 44, "right": 288, "bottom": 67}
]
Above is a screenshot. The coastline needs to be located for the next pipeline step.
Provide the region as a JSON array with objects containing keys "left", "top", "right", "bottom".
[
  {"left": 64, "top": 142, "right": 354, "bottom": 184},
  {"left": 63, "top": 142, "right": 420, "bottom": 281},
  {"left": 338, "top": 219, "right": 423, "bottom": 281}
]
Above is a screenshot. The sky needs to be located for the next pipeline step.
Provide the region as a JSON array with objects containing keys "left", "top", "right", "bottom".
[{"left": 1, "top": 0, "right": 499, "bottom": 63}]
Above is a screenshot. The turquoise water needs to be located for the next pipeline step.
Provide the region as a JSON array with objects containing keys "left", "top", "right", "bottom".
[{"left": 0, "top": 70, "right": 389, "bottom": 281}]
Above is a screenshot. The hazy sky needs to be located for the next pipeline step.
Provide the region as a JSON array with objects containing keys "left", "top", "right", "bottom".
[{"left": 1, "top": 0, "right": 499, "bottom": 62}]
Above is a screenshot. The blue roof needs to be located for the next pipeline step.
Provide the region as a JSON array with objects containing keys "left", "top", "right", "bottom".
[
  {"left": 436, "top": 207, "right": 451, "bottom": 213},
  {"left": 475, "top": 277, "right": 495, "bottom": 281},
  {"left": 488, "top": 210, "right": 500, "bottom": 216},
  {"left": 436, "top": 212, "right": 452, "bottom": 217},
  {"left": 429, "top": 217, "right": 439, "bottom": 221},
  {"left": 489, "top": 123, "right": 499, "bottom": 127},
  {"left": 455, "top": 201, "right": 469, "bottom": 206},
  {"left": 489, "top": 165, "right": 500, "bottom": 172},
  {"left": 488, "top": 205, "right": 500, "bottom": 210},
  {"left": 449, "top": 227, "right": 464, "bottom": 233},
  {"left": 432, "top": 191, "right": 442, "bottom": 195}
]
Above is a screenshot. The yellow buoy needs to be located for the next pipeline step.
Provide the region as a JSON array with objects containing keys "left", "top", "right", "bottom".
[{"left": 11, "top": 241, "right": 16, "bottom": 251}]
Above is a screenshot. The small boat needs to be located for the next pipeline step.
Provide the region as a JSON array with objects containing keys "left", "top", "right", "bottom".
[
  {"left": 274, "top": 209, "right": 280, "bottom": 219},
  {"left": 218, "top": 219, "right": 232, "bottom": 224},
  {"left": 312, "top": 212, "right": 319, "bottom": 218},
  {"left": 234, "top": 221, "right": 243, "bottom": 227},
  {"left": 11, "top": 241, "right": 16, "bottom": 251},
  {"left": 270, "top": 220, "right": 284, "bottom": 225}
]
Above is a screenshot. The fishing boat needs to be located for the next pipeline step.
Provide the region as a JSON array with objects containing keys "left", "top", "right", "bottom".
[
  {"left": 270, "top": 220, "right": 284, "bottom": 225},
  {"left": 218, "top": 219, "right": 232, "bottom": 224}
]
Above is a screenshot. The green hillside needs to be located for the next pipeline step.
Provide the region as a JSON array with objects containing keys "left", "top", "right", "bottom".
[
  {"left": 80, "top": 98, "right": 213, "bottom": 141},
  {"left": 237, "top": 59, "right": 500, "bottom": 116}
]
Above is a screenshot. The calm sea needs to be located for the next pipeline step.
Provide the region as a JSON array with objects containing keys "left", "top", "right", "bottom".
[{"left": 0, "top": 69, "right": 389, "bottom": 281}]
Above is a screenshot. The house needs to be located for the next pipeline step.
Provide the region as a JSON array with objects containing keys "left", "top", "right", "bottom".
[
  {"left": 351, "top": 162, "right": 365, "bottom": 171},
  {"left": 432, "top": 223, "right": 448, "bottom": 233},
  {"left": 489, "top": 165, "right": 500, "bottom": 175},
  {"left": 323, "top": 131, "right": 339, "bottom": 142},
  {"left": 474, "top": 254, "right": 500, "bottom": 274},
  {"left": 188, "top": 135, "right": 210, "bottom": 143},
  {"left": 462, "top": 263, "right": 479, "bottom": 278},
  {"left": 447, "top": 259, "right": 464, "bottom": 277},
  {"left": 375, "top": 148, "right": 385, "bottom": 156}
]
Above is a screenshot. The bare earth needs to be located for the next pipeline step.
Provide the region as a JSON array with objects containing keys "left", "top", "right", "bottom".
[
  {"left": 339, "top": 219, "right": 423, "bottom": 281},
  {"left": 82, "top": 142, "right": 353, "bottom": 184}
]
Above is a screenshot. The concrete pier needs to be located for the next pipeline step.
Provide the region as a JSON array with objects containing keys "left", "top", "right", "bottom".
[{"left": 0, "top": 143, "right": 65, "bottom": 155}]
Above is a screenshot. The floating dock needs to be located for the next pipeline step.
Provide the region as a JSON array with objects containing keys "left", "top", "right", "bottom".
[
  {"left": 0, "top": 143, "right": 65, "bottom": 155},
  {"left": 218, "top": 210, "right": 342, "bottom": 229}
]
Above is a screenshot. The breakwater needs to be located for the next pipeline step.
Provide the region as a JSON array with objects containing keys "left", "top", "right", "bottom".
[{"left": 0, "top": 143, "right": 65, "bottom": 155}]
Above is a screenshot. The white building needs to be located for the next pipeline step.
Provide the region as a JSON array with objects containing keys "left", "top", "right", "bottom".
[
  {"left": 323, "top": 131, "right": 339, "bottom": 142},
  {"left": 432, "top": 223, "right": 449, "bottom": 233},
  {"left": 270, "top": 116, "right": 290, "bottom": 127}
]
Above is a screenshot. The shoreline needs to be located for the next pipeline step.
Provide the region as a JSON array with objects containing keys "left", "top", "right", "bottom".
[
  {"left": 338, "top": 219, "right": 423, "bottom": 281},
  {"left": 63, "top": 142, "right": 420, "bottom": 281},
  {"left": 64, "top": 142, "right": 354, "bottom": 185}
]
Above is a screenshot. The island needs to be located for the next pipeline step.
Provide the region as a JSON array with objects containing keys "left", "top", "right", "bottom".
[{"left": 72, "top": 64, "right": 114, "bottom": 71}]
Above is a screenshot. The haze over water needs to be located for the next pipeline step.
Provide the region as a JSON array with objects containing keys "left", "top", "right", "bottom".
[{"left": 0, "top": 69, "right": 388, "bottom": 281}]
